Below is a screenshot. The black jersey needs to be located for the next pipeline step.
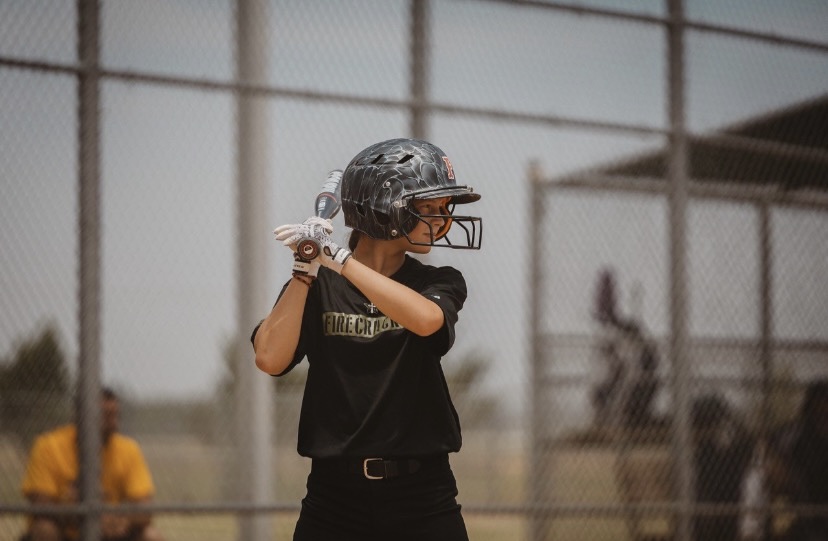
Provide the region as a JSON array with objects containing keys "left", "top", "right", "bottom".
[{"left": 254, "top": 255, "right": 467, "bottom": 459}]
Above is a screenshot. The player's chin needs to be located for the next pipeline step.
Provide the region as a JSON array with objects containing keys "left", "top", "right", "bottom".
[{"left": 406, "top": 241, "right": 433, "bottom": 255}]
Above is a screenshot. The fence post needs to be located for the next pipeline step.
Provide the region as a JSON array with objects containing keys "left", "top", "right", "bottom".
[
  {"left": 666, "top": 1, "right": 695, "bottom": 540},
  {"left": 235, "top": 0, "right": 273, "bottom": 539},
  {"left": 77, "top": 1, "right": 103, "bottom": 540},
  {"left": 409, "top": 0, "right": 430, "bottom": 140},
  {"left": 528, "top": 161, "right": 547, "bottom": 541}
]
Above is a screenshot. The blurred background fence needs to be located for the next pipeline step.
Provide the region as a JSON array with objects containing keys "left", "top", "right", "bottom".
[{"left": 1, "top": 1, "right": 827, "bottom": 540}]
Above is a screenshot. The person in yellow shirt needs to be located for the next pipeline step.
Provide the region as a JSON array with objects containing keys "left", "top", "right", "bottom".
[{"left": 20, "top": 388, "right": 164, "bottom": 541}]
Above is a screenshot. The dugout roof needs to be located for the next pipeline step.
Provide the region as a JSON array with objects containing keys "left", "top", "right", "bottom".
[{"left": 557, "top": 92, "right": 828, "bottom": 198}]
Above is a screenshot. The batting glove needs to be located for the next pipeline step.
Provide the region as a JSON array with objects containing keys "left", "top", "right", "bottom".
[
  {"left": 274, "top": 216, "right": 352, "bottom": 274},
  {"left": 274, "top": 216, "right": 333, "bottom": 245},
  {"left": 316, "top": 236, "right": 352, "bottom": 274},
  {"left": 292, "top": 253, "right": 320, "bottom": 279}
]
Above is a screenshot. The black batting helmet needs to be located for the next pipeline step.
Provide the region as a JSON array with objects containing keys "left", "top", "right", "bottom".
[{"left": 341, "top": 138, "right": 482, "bottom": 249}]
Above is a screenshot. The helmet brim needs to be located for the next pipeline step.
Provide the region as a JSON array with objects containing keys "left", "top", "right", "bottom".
[{"left": 412, "top": 186, "right": 481, "bottom": 204}]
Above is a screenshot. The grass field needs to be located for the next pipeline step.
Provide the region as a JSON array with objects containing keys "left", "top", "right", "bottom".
[{"left": 0, "top": 431, "right": 665, "bottom": 541}]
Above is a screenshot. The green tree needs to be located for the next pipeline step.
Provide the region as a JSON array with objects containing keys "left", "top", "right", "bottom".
[{"left": 0, "top": 325, "right": 71, "bottom": 447}]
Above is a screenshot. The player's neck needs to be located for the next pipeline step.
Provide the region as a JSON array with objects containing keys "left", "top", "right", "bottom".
[{"left": 353, "top": 239, "right": 406, "bottom": 276}]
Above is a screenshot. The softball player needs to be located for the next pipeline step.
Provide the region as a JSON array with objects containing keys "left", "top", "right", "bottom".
[{"left": 252, "top": 138, "right": 482, "bottom": 541}]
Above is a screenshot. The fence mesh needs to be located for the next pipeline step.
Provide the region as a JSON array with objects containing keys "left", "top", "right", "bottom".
[{"left": 2, "top": 1, "right": 827, "bottom": 540}]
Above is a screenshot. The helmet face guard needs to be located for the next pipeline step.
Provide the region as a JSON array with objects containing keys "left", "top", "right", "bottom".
[
  {"left": 341, "top": 138, "right": 483, "bottom": 249},
  {"left": 398, "top": 201, "right": 483, "bottom": 250}
]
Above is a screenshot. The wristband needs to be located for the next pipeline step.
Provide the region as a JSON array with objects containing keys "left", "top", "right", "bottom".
[{"left": 292, "top": 275, "right": 313, "bottom": 287}]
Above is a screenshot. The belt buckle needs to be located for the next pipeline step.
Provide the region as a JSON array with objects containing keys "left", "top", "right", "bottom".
[{"left": 363, "top": 458, "right": 384, "bottom": 480}]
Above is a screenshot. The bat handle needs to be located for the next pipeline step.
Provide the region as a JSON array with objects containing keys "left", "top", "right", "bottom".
[{"left": 296, "top": 237, "right": 320, "bottom": 261}]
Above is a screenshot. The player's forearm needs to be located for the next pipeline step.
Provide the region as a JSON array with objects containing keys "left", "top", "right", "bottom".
[
  {"left": 341, "top": 259, "right": 444, "bottom": 336},
  {"left": 254, "top": 279, "right": 307, "bottom": 374},
  {"left": 127, "top": 497, "right": 153, "bottom": 527},
  {"left": 129, "top": 511, "right": 152, "bottom": 529},
  {"left": 26, "top": 493, "right": 63, "bottom": 521},
  {"left": 101, "top": 508, "right": 150, "bottom": 538}
]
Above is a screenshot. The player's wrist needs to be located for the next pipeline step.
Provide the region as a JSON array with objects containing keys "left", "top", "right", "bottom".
[
  {"left": 320, "top": 246, "right": 352, "bottom": 274},
  {"left": 292, "top": 274, "right": 314, "bottom": 287},
  {"left": 292, "top": 254, "right": 320, "bottom": 278}
]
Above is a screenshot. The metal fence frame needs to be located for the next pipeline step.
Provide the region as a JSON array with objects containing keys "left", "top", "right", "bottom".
[
  {"left": 528, "top": 1, "right": 828, "bottom": 539},
  {"left": 2, "top": 1, "right": 828, "bottom": 540}
]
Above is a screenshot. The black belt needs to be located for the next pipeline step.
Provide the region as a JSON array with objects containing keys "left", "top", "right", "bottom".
[{"left": 312, "top": 455, "right": 446, "bottom": 480}]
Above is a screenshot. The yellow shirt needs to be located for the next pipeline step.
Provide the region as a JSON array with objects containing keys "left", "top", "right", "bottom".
[{"left": 21, "top": 424, "right": 155, "bottom": 534}]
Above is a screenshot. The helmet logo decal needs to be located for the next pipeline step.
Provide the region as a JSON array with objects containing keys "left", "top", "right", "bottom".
[{"left": 442, "top": 156, "right": 455, "bottom": 180}]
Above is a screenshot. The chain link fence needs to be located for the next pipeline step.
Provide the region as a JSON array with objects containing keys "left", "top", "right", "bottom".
[{"left": 2, "top": 1, "right": 827, "bottom": 540}]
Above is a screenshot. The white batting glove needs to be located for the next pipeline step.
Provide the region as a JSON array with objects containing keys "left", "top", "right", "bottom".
[
  {"left": 274, "top": 216, "right": 333, "bottom": 246},
  {"left": 292, "top": 253, "right": 320, "bottom": 278},
  {"left": 275, "top": 217, "right": 328, "bottom": 280},
  {"left": 316, "top": 236, "right": 352, "bottom": 274},
  {"left": 274, "top": 216, "right": 352, "bottom": 274}
]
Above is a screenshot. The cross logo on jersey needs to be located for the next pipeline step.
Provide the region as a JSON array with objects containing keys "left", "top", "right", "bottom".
[{"left": 364, "top": 302, "right": 379, "bottom": 315}]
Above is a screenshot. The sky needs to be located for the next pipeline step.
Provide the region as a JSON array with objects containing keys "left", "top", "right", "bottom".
[{"left": 1, "top": 0, "right": 827, "bottom": 423}]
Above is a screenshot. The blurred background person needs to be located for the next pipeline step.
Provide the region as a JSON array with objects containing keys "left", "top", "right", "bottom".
[
  {"left": 20, "top": 387, "right": 165, "bottom": 541},
  {"left": 691, "top": 394, "right": 755, "bottom": 541},
  {"left": 591, "top": 268, "right": 660, "bottom": 432},
  {"left": 768, "top": 379, "right": 828, "bottom": 541}
]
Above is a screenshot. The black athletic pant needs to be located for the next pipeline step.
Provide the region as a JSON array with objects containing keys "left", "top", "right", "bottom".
[{"left": 293, "top": 454, "right": 469, "bottom": 541}]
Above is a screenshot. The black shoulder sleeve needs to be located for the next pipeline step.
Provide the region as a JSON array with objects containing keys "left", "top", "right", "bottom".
[{"left": 420, "top": 266, "right": 468, "bottom": 356}]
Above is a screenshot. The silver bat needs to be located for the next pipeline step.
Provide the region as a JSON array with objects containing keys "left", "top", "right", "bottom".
[{"left": 296, "top": 169, "right": 343, "bottom": 261}]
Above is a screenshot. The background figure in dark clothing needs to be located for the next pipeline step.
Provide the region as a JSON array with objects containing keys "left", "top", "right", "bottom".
[
  {"left": 691, "top": 394, "right": 755, "bottom": 541},
  {"left": 590, "top": 268, "right": 660, "bottom": 431},
  {"left": 774, "top": 380, "right": 828, "bottom": 541}
]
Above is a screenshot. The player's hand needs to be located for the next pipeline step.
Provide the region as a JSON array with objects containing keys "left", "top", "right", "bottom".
[
  {"left": 274, "top": 216, "right": 351, "bottom": 274},
  {"left": 314, "top": 235, "right": 352, "bottom": 274},
  {"left": 100, "top": 513, "right": 130, "bottom": 538},
  {"left": 274, "top": 216, "right": 333, "bottom": 248}
]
